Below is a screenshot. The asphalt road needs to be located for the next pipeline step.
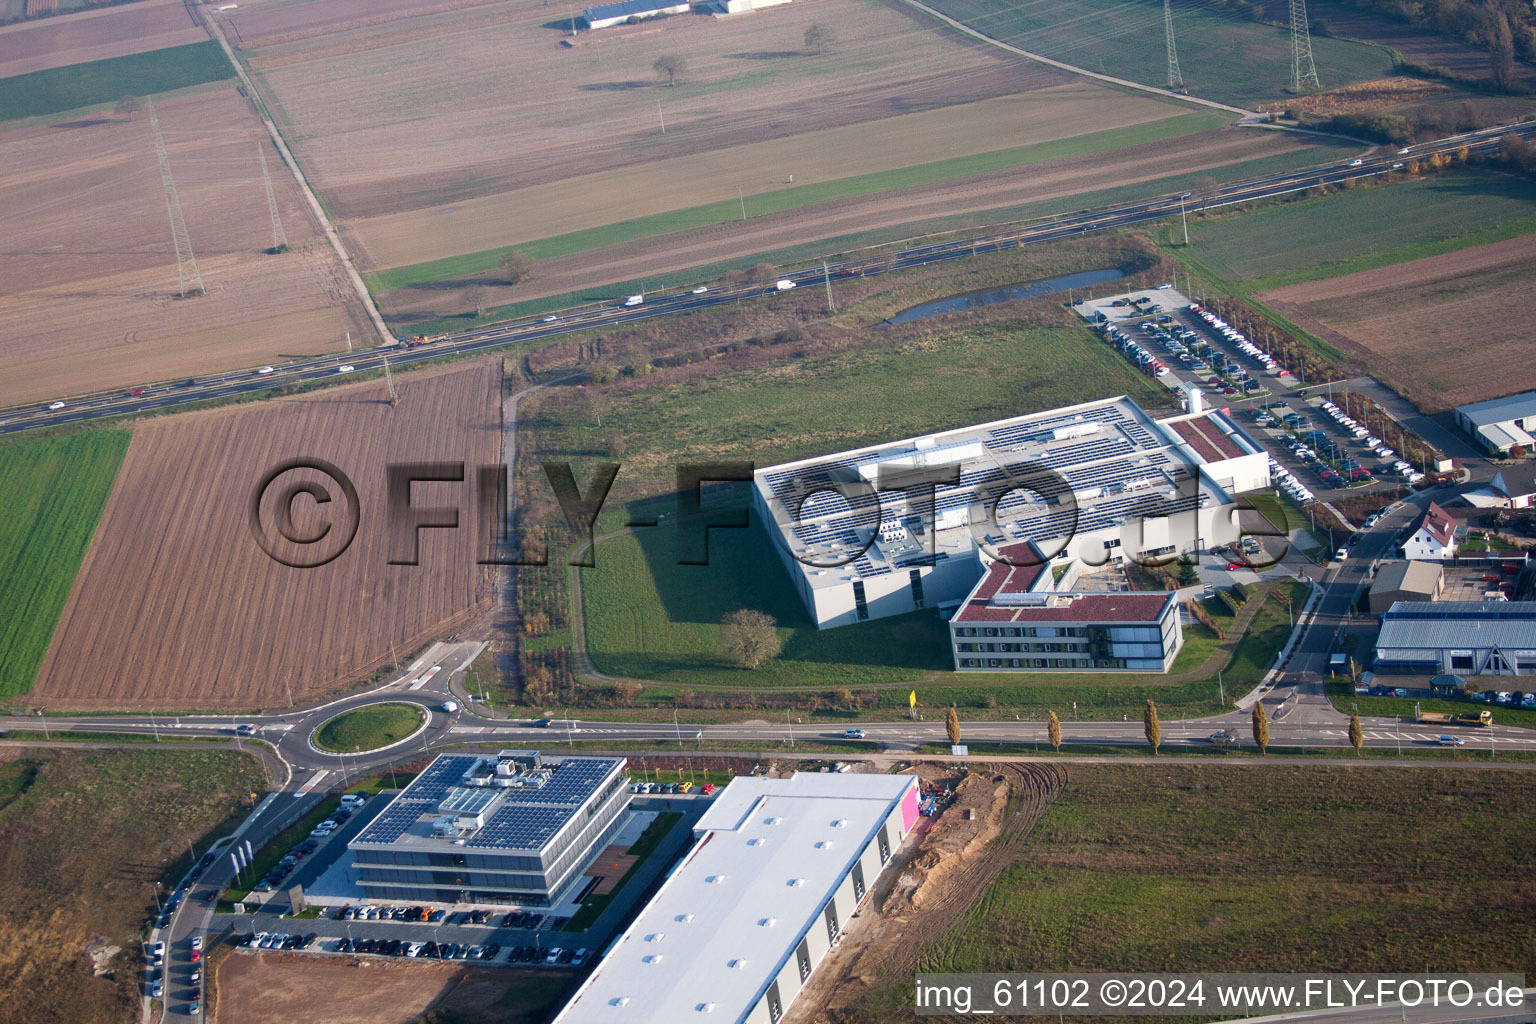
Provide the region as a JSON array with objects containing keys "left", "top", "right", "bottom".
[{"left": 6, "top": 121, "right": 1535, "bottom": 437}]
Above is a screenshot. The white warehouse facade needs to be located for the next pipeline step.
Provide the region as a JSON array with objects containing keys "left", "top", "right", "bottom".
[
  {"left": 751, "top": 396, "right": 1269, "bottom": 630},
  {"left": 551, "top": 773, "right": 920, "bottom": 1024}
]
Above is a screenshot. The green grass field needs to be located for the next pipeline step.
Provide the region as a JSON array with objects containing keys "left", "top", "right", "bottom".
[
  {"left": 865, "top": 764, "right": 1535, "bottom": 1022},
  {"left": 387, "top": 143, "right": 1343, "bottom": 334},
  {"left": 923, "top": 0, "right": 1391, "bottom": 110},
  {"left": 1178, "top": 169, "right": 1536, "bottom": 285},
  {"left": 313, "top": 703, "right": 425, "bottom": 752},
  {"left": 0, "top": 41, "right": 232, "bottom": 123},
  {"left": 0, "top": 430, "right": 130, "bottom": 700},
  {"left": 366, "top": 113, "right": 1229, "bottom": 290}
]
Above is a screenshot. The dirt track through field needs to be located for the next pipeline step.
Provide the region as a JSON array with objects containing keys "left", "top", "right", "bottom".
[
  {"left": 1260, "top": 232, "right": 1536, "bottom": 410},
  {"left": 31, "top": 362, "right": 502, "bottom": 710},
  {"left": 789, "top": 763, "right": 1068, "bottom": 1024},
  {"left": 381, "top": 127, "right": 1308, "bottom": 319}
]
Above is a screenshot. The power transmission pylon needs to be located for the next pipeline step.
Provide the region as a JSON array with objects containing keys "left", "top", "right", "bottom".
[
  {"left": 1289, "top": 0, "right": 1321, "bottom": 91},
  {"left": 147, "top": 96, "right": 204, "bottom": 298},
  {"left": 1164, "top": 0, "right": 1183, "bottom": 91},
  {"left": 383, "top": 355, "right": 398, "bottom": 406},
  {"left": 257, "top": 141, "right": 288, "bottom": 253}
]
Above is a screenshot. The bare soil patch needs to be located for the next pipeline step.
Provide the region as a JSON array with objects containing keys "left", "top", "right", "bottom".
[
  {"left": 350, "top": 83, "right": 1183, "bottom": 271},
  {"left": 0, "top": 0, "right": 206, "bottom": 78},
  {"left": 243, "top": 0, "right": 1066, "bottom": 223},
  {"left": 0, "top": 84, "right": 366, "bottom": 407},
  {"left": 31, "top": 361, "right": 502, "bottom": 709},
  {"left": 1260, "top": 232, "right": 1536, "bottom": 411},
  {"left": 215, "top": 951, "right": 575, "bottom": 1024},
  {"left": 380, "top": 127, "right": 1307, "bottom": 320}
]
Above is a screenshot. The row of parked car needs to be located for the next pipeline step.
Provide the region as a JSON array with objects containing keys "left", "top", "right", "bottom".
[
  {"left": 1189, "top": 304, "right": 1290, "bottom": 380},
  {"left": 1473, "top": 690, "right": 1536, "bottom": 708},
  {"left": 1319, "top": 400, "right": 1424, "bottom": 484},
  {"left": 630, "top": 780, "right": 715, "bottom": 795},
  {"left": 244, "top": 931, "right": 317, "bottom": 950},
  {"left": 252, "top": 836, "right": 322, "bottom": 892},
  {"left": 1097, "top": 322, "right": 1169, "bottom": 377}
]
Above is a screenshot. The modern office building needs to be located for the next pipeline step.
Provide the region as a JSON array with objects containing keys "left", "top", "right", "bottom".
[
  {"left": 1373, "top": 601, "right": 1536, "bottom": 676},
  {"left": 752, "top": 396, "right": 1268, "bottom": 630},
  {"left": 349, "top": 751, "right": 630, "bottom": 906},
  {"left": 551, "top": 773, "right": 920, "bottom": 1024},
  {"left": 949, "top": 541, "right": 1183, "bottom": 672}
]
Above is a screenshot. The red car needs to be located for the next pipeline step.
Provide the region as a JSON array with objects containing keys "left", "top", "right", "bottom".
[
  {"left": 189, "top": 950, "right": 201, "bottom": 963},
  {"left": 1226, "top": 562, "right": 1244, "bottom": 570},
  {"left": 701, "top": 783, "right": 716, "bottom": 796},
  {"left": 128, "top": 389, "right": 146, "bottom": 397}
]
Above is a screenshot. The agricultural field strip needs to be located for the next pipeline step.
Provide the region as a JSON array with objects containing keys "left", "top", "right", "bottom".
[
  {"left": 0, "top": 40, "right": 231, "bottom": 123},
  {"left": 351, "top": 86, "right": 1203, "bottom": 272},
  {"left": 0, "top": 0, "right": 207, "bottom": 79}
]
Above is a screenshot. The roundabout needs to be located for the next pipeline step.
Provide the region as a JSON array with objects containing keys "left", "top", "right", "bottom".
[{"left": 310, "top": 701, "right": 429, "bottom": 754}]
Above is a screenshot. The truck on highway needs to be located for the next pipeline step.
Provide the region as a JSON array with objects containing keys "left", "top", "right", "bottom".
[{"left": 1415, "top": 709, "right": 1492, "bottom": 727}]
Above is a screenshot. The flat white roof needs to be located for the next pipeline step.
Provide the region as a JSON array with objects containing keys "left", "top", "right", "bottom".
[{"left": 553, "top": 773, "right": 917, "bottom": 1024}]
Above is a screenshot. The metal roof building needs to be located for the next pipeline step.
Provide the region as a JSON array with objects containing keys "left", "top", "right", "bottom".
[
  {"left": 1374, "top": 601, "right": 1536, "bottom": 676},
  {"left": 752, "top": 396, "right": 1269, "bottom": 630},
  {"left": 1455, "top": 391, "right": 1536, "bottom": 456},
  {"left": 349, "top": 751, "right": 630, "bottom": 906},
  {"left": 582, "top": 0, "right": 690, "bottom": 28},
  {"left": 552, "top": 773, "right": 920, "bottom": 1024},
  {"left": 1368, "top": 560, "right": 1444, "bottom": 614}
]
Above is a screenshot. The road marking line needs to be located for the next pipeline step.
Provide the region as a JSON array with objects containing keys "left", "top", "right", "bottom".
[
  {"left": 295, "top": 770, "right": 329, "bottom": 797},
  {"left": 408, "top": 665, "right": 442, "bottom": 691}
]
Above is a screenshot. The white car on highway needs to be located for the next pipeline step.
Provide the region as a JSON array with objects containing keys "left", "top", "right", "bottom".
[
  {"left": 542, "top": 315, "right": 558, "bottom": 322},
  {"left": 257, "top": 366, "right": 274, "bottom": 375},
  {"left": 48, "top": 400, "right": 65, "bottom": 410},
  {"left": 692, "top": 286, "right": 708, "bottom": 294},
  {"left": 337, "top": 364, "right": 355, "bottom": 373}
]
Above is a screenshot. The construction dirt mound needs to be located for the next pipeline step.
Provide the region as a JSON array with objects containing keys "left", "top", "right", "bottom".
[{"left": 789, "top": 762, "right": 1068, "bottom": 1024}]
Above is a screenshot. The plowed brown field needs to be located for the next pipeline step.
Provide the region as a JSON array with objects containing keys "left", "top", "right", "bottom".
[
  {"left": 0, "top": 0, "right": 206, "bottom": 78},
  {"left": 240, "top": 0, "right": 1068, "bottom": 224},
  {"left": 31, "top": 361, "right": 501, "bottom": 710},
  {"left": 0, "top": 85, "right": 366, "bottom": 408},
  {"left": 1259, "top": 233, "right": 1536, "bottom": 411}
]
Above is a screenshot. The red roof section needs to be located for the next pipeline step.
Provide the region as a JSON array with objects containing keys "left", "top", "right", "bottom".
[
  {"left": 1170, "top": 414, "right": 1245, "bottom": 461},
  {"left": 972, "top": 541, "right": 1050, "bottom": 601},
  {"left": 1413, "top": 501, "right": 1457, "bottom": 547},
  {"left": 954, "top": 592, "right": 1173, "bottom": 624}
]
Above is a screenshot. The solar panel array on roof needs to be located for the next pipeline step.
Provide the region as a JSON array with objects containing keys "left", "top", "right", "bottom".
[
  {"left": 464, "top": 805, "right": 576, "bottom": 850},
  {"left": 356, "top": 800, "right": 431, "bottom": 845}
]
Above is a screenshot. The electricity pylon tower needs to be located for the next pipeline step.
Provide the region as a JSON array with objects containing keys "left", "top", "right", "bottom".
[
  {"left": 257, "top": 141, "right": 288, "bottom": 252},
  {"left": 1289, "top": 0, "right": 1321, "bottom": 90},
  {"left": 1164, "top": 0, "right": 1184, "bottom": 91},
  {"left": 147, "top": 97, "right": 204, "bottom": 298}
]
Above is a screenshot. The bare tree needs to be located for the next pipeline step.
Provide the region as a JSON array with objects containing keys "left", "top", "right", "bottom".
[
  {"left": 945, "top": 706, "right": 962, "bottom": 746},
  {"left": 653, "top": 54, "right": 686, "bottom": 87},
  {"left": 115, "top": 95, "right": 143, "bottom": 120},
  {"left": 747, "top": 261, "right": 777, "bottom": 284},
  {"left": 804, "top": 23, "right": 833, "bottom": 55},
  {"left": 721, "top": 609, "right": 781, "bottom": 670},
  {"left": 1144, "top": 700, "right": 1161, "bottom": 754},
  {"left": 498, "top": 249, "right": 535, "bottom": 287},
  {"left": 465, "top": 284, "right": 490, "bottom": 317},
  {"left": 1047, "top": 710, "right": 1062, "bottom": 753}
]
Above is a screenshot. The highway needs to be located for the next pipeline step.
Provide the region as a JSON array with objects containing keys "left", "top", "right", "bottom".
[{"left": 6, "top": 120, "right": 1536, "bottom": 437}]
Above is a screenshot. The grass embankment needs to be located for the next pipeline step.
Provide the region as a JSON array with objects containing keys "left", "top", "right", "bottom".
[
  {"left": 388, "top": 145, "right": 1343, "bottom": 334},
  {"left": 1171, "top": 169, "right": 1536, "bottom": 289},
  {"left": 564, "top": 812, "right": 683, "bottom": 933},
  {"left": 0, "top": 41, "right": 232, "bottom": 122},
  {"left": 1325, "top": 680, "right": 1536, "bottom": 730},
  {"left": 223, "top": 796, "right": 342, "bottom": 903},
  {"left": 367, "top": 113, "right": 1228, "bottom": 291},
  {"left": 0, "top": 749, "right": 262, "bottom": 1024},
  {"left": 0, "top": 429, "right": 130, "bottom": 701},
  {"left": 924, "top": 0, "right": 1390, "bottom": 110},
  {"left": 854, "top": 764, "right": 1536, "bottom": 1022},
  {"left": 313, "top": 703, "right": 425, "bottom": 753}
]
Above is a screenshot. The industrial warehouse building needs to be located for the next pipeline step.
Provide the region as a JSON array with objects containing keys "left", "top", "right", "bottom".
[
  {"left": 950, "top": 541, "right": 1183, "bottom": 672},
  {"left": 1368, "top": 560, "right": 1445, "bottom": 615},
  {"left": 1374, "top": 601, "right": 1536, "bottom": 676},
  {"left": 551, "top": 773, "right": 920, "bottom": 1024},
  {"left": 752, "top": 396, "right": 1269, "bottom": 630},
  {"left": 349, "top": 751, "right": 630, "bottom": 906},
  {"left": 1455, "top": 391, "right": 1536, "bottom": 457},
  {"left": 581, "top": 0, "right": 689, "bottom": 28}
]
